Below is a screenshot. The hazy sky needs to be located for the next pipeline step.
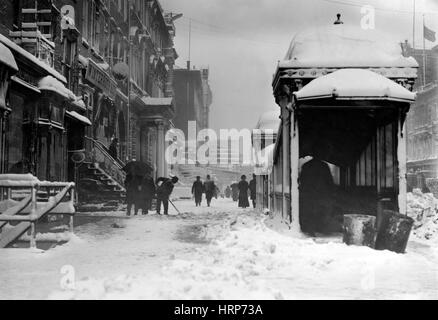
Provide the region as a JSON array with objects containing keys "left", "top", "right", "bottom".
[{"left": 161, "top": 0, "right": 438, "bottom": 131}]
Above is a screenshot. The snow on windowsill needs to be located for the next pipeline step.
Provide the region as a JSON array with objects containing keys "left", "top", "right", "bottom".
[{"left": 0, "top": 33, "right": 66, "bottom": 84}]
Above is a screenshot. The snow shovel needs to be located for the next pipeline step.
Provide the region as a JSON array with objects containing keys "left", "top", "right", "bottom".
[{"left": 169, "top": 199, "right": 181, "bottom": 215}]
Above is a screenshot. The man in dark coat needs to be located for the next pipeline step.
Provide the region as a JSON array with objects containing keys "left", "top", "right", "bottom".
[
  {"left": 125, "top": 174, "right": 142, "bottom": 216},
  {"left": 249, "top": 174, "right": 257, "bottom": 208},
  {"left": 299, "top": 152, "right": 335, "bottom": 235},
  {"left": 139, "top": 174, "right": 156, "bottom": 214},
  {"left": 192, "top": 176, "right": 204, "bottom": 206},
  {"left": 203, "top": 175, "right": 216, "bottom": 207},
  {"left": 108, "top": 138, "right": 119, "bottom": 160},
  {"left": 238, "top": 175, "right": 250, "bottom": 208},
  {"left": 156, "top": 176, "right": 179, "bottom": 215}
]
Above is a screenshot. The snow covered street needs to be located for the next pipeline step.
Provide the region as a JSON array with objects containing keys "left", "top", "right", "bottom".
[{"left": 0, "top": 198, "right": 437, "bottom": 300}]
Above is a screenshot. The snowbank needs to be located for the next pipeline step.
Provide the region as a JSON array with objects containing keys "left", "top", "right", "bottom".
[
  {"left": 48, "top": 208, "right": 436, "bottom": 300},
  {"left": 407, "top": 189, "right": 438, "bottom": 242},
  {"left": 19, "top": 231, "right": 72, "bottom": 242}
]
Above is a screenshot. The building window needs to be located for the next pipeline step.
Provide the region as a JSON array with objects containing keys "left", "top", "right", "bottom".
[
  {"left": 82, "top": 0, "right": 97, "bottom": 49},
  {"left": 90, "top": 1, "right": 97, "bottom": 49},
  {"left": 82, "top": 0, "right": 89, "bottom": 42}
]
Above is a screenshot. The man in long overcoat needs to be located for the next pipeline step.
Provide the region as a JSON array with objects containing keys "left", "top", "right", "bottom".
[
  {"left": 156, "top": 176, "right": 179, "bottom": 215},
  {"left": 192, "top": 176, "right": 204, "bottom": 206},
  {"left": 203, "top": 175, "right": 216, "bottom": 207}
]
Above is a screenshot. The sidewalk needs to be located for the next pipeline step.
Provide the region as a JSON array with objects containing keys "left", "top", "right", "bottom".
[{"left": 0, "top": 198, "right": 437, "bottom": 299}]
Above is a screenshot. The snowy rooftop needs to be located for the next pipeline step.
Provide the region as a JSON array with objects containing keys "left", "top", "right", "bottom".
[
  {"left": 295, "top": 69, "right": 416, "bottom": 102},
  {"left": 38, "top": 76, "right": 76, "bottom": 100},
  {"left": 280, "top": 25, "right": 418, "bottom": 69},
  {"left": 72, "top": 97, "right": 86, "bottom": 110},
  {"left": 255, "top": 110, "right": 281, "bottom": 131}
]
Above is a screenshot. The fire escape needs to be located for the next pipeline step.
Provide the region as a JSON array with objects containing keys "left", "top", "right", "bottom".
[{"left": 9, "top": 0, "right": 59, "bottom": 68}]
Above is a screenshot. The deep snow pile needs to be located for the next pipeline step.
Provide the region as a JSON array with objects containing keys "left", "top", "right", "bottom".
[
  {"left": 48, "top": 212, "right": 437, "bottom": 300},
  {"left": 407, "top": 189, "right": 438, "bottom": 242}
]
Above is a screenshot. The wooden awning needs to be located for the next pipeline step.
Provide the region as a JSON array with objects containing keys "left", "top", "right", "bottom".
[{"left": 65, "top": 111, "right": 92, "bottom": 126}]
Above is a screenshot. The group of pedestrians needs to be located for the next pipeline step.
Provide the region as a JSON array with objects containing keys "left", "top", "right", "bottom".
[
  {"left": 191, "top": 175, "right": 218, "bottom": 207},
  {"left": 125, "top": 173, "right": 179, "bottom": 216}
]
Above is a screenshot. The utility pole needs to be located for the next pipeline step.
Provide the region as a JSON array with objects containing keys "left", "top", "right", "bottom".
[
  {"left": 188, "top": 18, "right": 192, "bottom": 63},
  {"left": 127, "top": 0, "right": 132, "bottom": 161}
]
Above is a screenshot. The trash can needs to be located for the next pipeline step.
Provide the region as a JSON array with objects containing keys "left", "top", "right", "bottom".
[
  {"left": 343, "top": 214, "right": 377, "bottom": 248},
  {"left": 375, "top": 209, "right": 394, "bottom": 248},
  {"left": 375, "top": 211, "right": 414, "bottom": 254}
]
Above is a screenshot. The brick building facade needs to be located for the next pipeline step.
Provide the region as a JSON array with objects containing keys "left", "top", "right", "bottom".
[
  {"left": 404, "top": 42, "right": 438, "bottom": 183},
  {"left": 0, "top": 0, "right": 180, "bottom": 198}
]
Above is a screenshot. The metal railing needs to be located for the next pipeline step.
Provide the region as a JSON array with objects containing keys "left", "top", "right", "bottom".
[{"left": 85, "top": 136, "right": 126, "bottom": 188}]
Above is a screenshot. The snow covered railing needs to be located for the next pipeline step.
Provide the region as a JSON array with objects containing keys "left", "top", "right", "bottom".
[
  {"left": 0, "top": 175, "right": 75, "bottom": 249},
  {"left": 0, "top": 195, "right": 32, "bottom": 230},
  {"left": 85, "top": 136, "right": 126, "bottom": 188},
  {"left": 86, "top": 136, "right": 126, "bottom": 169}
]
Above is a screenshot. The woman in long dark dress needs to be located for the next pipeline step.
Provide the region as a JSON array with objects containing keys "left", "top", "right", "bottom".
[{"left": 238, "top": 175, "right": 250, "bottom": 208}]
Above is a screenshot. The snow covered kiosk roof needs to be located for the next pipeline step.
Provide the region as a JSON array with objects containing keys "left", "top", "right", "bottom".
[
  {"left": 38, "top": 76, "right": 75, "bottom": 100},
  {"left": 255, "top": 110, "right": 281, "bottom": 131},
  {"left": 295, "top": 69, "right": 416, "bottom": 103},
  {"left": 273, "top": 25, "right": 418, "bottom": 86}
]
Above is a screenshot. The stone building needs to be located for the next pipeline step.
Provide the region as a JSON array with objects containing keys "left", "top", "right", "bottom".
[
  {"left": 173, "top": 63, "right": 212, "bottom": 136},
  {"left": 0, "top": 0, "right": 76, "bottom": 183},
  {"left": 66, "top": 0, "right": 178, "bottom": 181},
  {"left": 0, "top": 0, "right": 180, "bottom": 199},
  {"left": 406, "top": 83, "right": 438, "bottom": 181},
  {"left": 403, "top": 42, "right": 438, "bottom": 184}
]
